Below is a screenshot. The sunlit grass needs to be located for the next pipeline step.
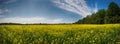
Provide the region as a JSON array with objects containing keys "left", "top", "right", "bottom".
[{"left": 0, "top": 24, "right": 120, "bottom": 44}]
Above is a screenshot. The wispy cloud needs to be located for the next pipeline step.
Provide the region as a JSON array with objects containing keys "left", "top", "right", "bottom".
[
  {"left": 4, "top": 0, "right": 16, "bottom": 4},
  {"left": 52, "top": 0, "right": 98, "bottom": 17},
  {"left": 0, "top": 0, "right": 16, "bottom": 4},
  {"left": 0, "top": 17, "right": 64, "bottom": 24},
  {"left": 93, "top": 2, "right": 98, "bottom": 13},
  {"left": 0, "top": 8, "right": 8, "bottom": 14},
  {"left": 0, "top": 0, "right": 16, "bottom": 15},
  {"left": 0, "top": 15, "right": 4, "bottom": 18}
]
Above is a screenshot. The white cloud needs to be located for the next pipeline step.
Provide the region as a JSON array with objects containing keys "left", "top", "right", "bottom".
[
  {"left": 0, "top": 0, "right": 16, "bottom": 5},
  {"left": 93, "top": 2, "right": 98, "bottom": 13},
  {"left": 5, "top": 0, "right": 16, "bottom": 4},
  {"left": 52, "top": 0, "right": 98, "bottom": 17},
  {"left": 0, "top": 17, "right": 64, "bottom": 24},
  {"left": 0, "top": 15, "right": 3, "bottom": 18},
  {"left": 0, "top": 0, "right": 16, "bottom": 14},
  {"left": 0, "top": 9, "right": 9, "bottom": 14}
]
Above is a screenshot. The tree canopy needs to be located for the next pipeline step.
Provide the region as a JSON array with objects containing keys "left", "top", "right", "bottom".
[{"left": 75, "top": 2, "right": 120, "bottom": 24}]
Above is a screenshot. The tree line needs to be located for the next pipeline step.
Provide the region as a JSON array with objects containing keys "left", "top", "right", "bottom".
[{"left": 75, "top": 2, "right": 120, "bottom": 24}]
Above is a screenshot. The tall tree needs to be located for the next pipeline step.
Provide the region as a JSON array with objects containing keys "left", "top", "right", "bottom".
[
  {"left": 95, "top": 9, "right": 106, "bottom": 24},
  {"left": 105, "top": 2, "right": 120, "bottom": 23},
  {"left": 75, "top": 2, "right": 120, "bottom": 24}
]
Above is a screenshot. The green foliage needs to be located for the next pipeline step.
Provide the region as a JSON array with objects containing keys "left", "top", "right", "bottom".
[
  {"left": 105, "top": 2, "right": 120, "bottom": 23},
  {"left": 0, "top": 24, "right": 120, "bottom": 44},
  {"left": 75, "top": 2, "right": 120, "bottom": 24},
  {"left": 76, "top": 9, "right": 106, "bottom": 24}
]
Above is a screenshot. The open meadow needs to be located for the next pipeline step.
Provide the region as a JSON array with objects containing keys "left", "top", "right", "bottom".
[{"left": 0, "top": 24, "right": 120, "bottom": 44}]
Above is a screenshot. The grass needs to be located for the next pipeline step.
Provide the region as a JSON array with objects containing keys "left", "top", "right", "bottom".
[{"left": 0, "top": 24, "right": 120, "bottom": 44}]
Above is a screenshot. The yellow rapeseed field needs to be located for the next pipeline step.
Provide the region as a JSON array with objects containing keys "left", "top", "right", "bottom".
[{"left": 0, "top": 24, "right": 120, "bottom": 44}]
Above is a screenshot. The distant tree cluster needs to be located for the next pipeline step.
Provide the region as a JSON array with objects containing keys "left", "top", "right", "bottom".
[{"left": 75, "top": 2, "right": 120, "bottom": 24}]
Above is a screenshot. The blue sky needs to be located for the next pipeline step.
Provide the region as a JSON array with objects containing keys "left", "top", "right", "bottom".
[{"left": 0, "top": 0, "right": 120, "bottom": 24}]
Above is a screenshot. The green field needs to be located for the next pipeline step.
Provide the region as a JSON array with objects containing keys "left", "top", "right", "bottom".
[{"left": 0, "top": 24, "right": 120, "bottom": 44}]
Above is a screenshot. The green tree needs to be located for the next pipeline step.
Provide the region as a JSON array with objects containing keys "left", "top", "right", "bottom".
[
  {"left": 105, "top": 2, "right": 120, "bottom": 23},
  {"left": 75, "top": 2, "right": 120, "bottom": 24},
  {"left": 94, "top": 9, "right": 106, "bottom": 24},
  {"left": 75, "top": 9, "right": 105, "bottom": 24}
]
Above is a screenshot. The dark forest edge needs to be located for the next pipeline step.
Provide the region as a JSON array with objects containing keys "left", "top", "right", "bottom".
[
  {"left": 0, "top": 23, "right": 73, "bottom": 25},
  {"left": 1, "top": 22, "right": 120, "bottom": 25},
  {"left": 75, "top": 2, "right": 120, "bottom": 24}
]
